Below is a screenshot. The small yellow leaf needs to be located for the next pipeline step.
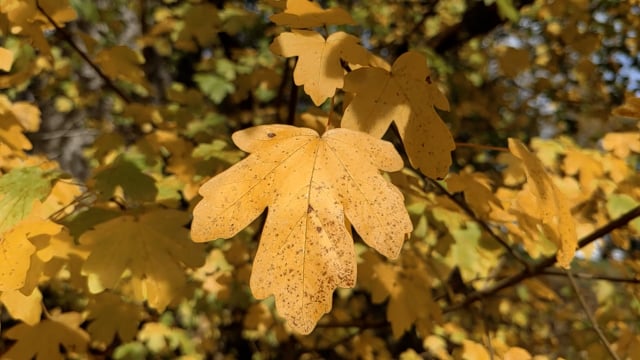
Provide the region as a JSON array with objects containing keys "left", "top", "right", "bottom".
[
  {"left": 270, "top": 0, "right": 355, "bottom": 28},
  {"left": 0, "top": 47, "right": 14, "bottom": 71},
  {"left": 503, "top": 347, "right": 533, "bottom": 360},
  {"left": 509, "top": 139, "right": 577, "bottom": 268},
  {"left": 342, "top": 51, "right": 455, "bottom": 179},
  {"left": 0, "top": 288, "right": 43, "bottom": 325},
  {"left": 191, "top": 124, "right": 412, "bottom": 333},
  {"left": 602, "top": 132, "right": 640, "bottom": 158},
  {"left": 270, "top": 30, "right": 372, "bottom": 105},
  {"left": 461, "top": 340, "right": 491, "bottom": 360}
]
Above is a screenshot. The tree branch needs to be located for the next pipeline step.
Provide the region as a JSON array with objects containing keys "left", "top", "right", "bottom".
[
  {"left": 426, "top": 177, "right": 531, "bottom": 268},
  {"left": 444, "top": 205, "right": 640, "bottom": 313},
  {"left": 566, "top": 270, "right": 621, "bottom": 360},
  {"left": 36, "top": 0, "right": 131, "bottom": 103}
]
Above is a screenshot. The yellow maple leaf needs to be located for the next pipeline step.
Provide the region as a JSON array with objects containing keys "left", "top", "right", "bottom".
[
  {"left": 94, "top": 46, "right": 150, "bottom": 90},
  {"left": 270, "top": 0, "right": 355, "bottom": 28},
  {"left": 508, "top": 139, "right": 577, "bottom": 268},
  {"left": 3, "top": 310, "right": 89, "bottom": 360},
  {"left": 0, "top": 217, "right": 61, "bottom": 291},
  {"left": 86, "top": 293, "right": 145, "bottom": 348},
  {"left": 358, "top": 250, "right": 441, "bottom": 338},
  {"left": 0, "top": 288, "right": 42, "bottom": 325},
  {"left": 80, "top": 209, "right": 205, "bottom": 311},
  {"left": 191, "top": 124, "right": 412, "bottom": 334},
  {"left": 341, "top": 51, "right": 455, "bottom": 179},
  {"left": 270, "top": 30, "right": 372, "bottom": 106},
  {"left": 0, "top": 47, "right": 14, "bottom": 71},
  {"left": 602, "top": 131, "right": 640, "bottom": 158}
]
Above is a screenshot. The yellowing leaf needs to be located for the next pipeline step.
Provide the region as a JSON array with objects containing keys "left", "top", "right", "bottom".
[
  {"left": 602, "top": 132, "right": 640, "bottom": 158},
  {"left": 270, "top": 30, "right": 371, "bottom": 105},
  {"left": 1, "top": 288, "right": 42, "bottom": 325},
  {"left": 86, "top": 293, "right": 145, "bottom": 347},
  {"left": 509, "top": 139, "right": 577, "bottom": 268},
  {"left": 612, "top": 93, "right": 640, "bottom": 119},
  {"left": 80, "top": 209, "right": 205, "bottom": 311},
  {"left": 0, "top": 166, "right": 61, "bottom": 234},
  {"left": 342, "top": 51, "right": 455, "bottom": 179},
  {"left": 358, "top": 250, "right": 441, "bottom": 338},
  {"left": 92, "top": 155, "right": 158, "bottom": 203},
  {"left": 0, "top": 96, "right": 40, "bottom": 151},
  {"left": 270, "top": 0, "right": 355, "bottom": 28},
  {"left": 94, "top": 46, "right": 149, "bottom": 89},
  {"left": 0, "top": 47, "right": 14, "bottom": 71},
  {"left": 0, "top": 227, "right": 35, "bottom": 291},
  {"left": 3, "top": 311, "right": 89, "bottom": 360},
  {"left": 191, "top": 124, "right": 412, "bottom": 333},
  {"left": 461, "top": 340, "right": 491, "bottom": 360}
]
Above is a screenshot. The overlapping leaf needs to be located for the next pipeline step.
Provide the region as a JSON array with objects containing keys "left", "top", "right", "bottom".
[
  {"left": 80, "top": 209, "right": 206, "bottom": 311},
  {"left": 191, "top": 124, "right": 412, "bottom": 333},
  {"left": 270, "top": 30, "right": 372, "bottom": 105},
  {"left": 3, "top": 311, "right": 89, "bottom": 360},
  {"left": 508, "top": 139, "right": 577, "bottom": 268},
  {"left": 341, "top": 51, "right": 455, "bottom": 179},
  {"left": 270, "top": 0, "right": 355, "bottom": 28}
]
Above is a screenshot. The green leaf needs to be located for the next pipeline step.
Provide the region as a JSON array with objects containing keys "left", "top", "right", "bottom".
[
  {"left": 606, "top": 194, "right": 640, "bottom": 232},
  {"left": 496, "top": 0, "right": 520, "bottom": 22},
  {"left": 0, "top": 166, "right": 61, "bottom": 234},
  {"left": 195, "top": 73, "right": 235, "bottom": 104}
]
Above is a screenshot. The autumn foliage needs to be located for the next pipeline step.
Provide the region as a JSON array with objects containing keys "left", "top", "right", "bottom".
[{"left": 1, "top": 0, "right": 640, "bottom": 359}]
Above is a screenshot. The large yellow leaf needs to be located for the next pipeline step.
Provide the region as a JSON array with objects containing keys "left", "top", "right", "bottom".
[
  {"left": 0, "top": 218, "right": 61, "bottom": 292},
  {"left": 508, "top": 139, "right": 577, "bottom": 268},
  {"left": 80, "top": 209, "right": 206, "bottom": 311},
  {"left": 191, "top": 124, "right": 412, "bottom": 333},
  {"left": 270, "top": 30, "right": 372, "bottom": 106},
  {"left": 270, "top": 0, "right": 355, "bottom": 28},
  {"left": 341, "top": 51, "right": 455, "bottom": 179}
]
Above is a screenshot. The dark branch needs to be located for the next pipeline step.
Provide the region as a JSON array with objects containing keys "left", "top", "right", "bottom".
[
  {"left": 444, "top": 205, "right": 640, "bottom": 313},
  {"left": 36, "top": 0, "right": 131, "bottom": 103},
  {"left": 429, "top": 0, "right": 535, "bottom": 54}
]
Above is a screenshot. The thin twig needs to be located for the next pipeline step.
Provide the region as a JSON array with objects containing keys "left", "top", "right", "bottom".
[
  {"left": 426, "top": 177, "right": 530, "bottom": 268},
  {"left": 36, "top": 0, "right": 131, "bottom": 103},
  {"left": 455, "top": 142, "right": 509, "bottom": 152},
  {"left": 566, "top": 270, "right": 621, "bottom": 360},
  {"left": 444, "top": 205, "right": 640, "bottom": 313},
  {"left": 541, "top": 269, "right": 640, "bottom": 284},
  {"left": 286, "top": 58, "right": 299, "bottom": 125}
]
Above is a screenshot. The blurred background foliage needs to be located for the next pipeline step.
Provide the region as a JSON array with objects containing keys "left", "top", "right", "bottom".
[{"left": 1, "top": 0, "right": 639, "bottom": 359}]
